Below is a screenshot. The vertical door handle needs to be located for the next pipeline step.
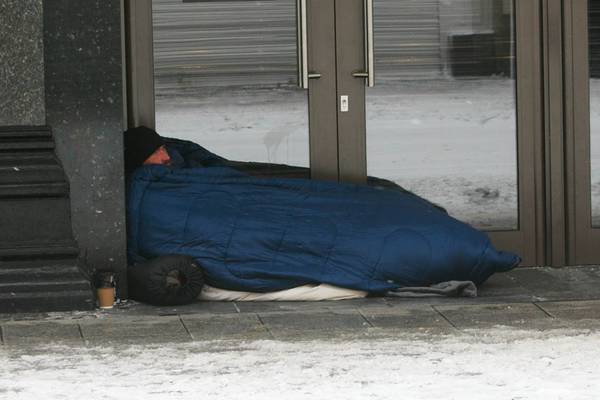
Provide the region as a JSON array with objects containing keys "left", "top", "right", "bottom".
[
  {"left": 352, "top": 0, "right": 374, "bottom": 87},
  {"left": 297, "top": 0, "right": 321, "bottom": 89}
]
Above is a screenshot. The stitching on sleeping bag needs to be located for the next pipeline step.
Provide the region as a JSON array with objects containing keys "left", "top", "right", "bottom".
[
  {"left": 132, "top": 178, "right": 154, "bottom": 260},
  {"left": 371, "top": 228, "right": 406, "bottom": 276},
  {"left": 226, "top": 225, "right": 295, "bottom": 281},
  {"left": 371, "top": 227, "right": 434, "bottom": 289},
  {"left": 181, "top": 190, "right": 239, "bottom": 258},
  {"left": 267, "top": 225, "right": 287, "bottom": 272},
  {"left": 366, "top": 232, "right": 388, "bottom": 292},
  {"left": 224, "top": 215, "right": 338, "bottom": 283},
  {"left": 181, "top": 194, "right": 203, "bottom": 255},
  {"left": 319, "top": 224, "right": 339, "bottom": 283},
  {"left": 364, "top": 193, "right": 392, "bottom": 292},
  {"left": 132, "top": 166, "right": 181, "bottom": 259},
  {"left": 222, "top": 205, "right": 242, "bottom": 271},
  {"left": 468, "top": 240, "right": 493, "bottom": 284}
]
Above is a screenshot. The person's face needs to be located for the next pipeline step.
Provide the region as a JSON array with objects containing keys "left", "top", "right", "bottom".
[{"left": 143, "top": 145, "right": 171, "bottom": 166}]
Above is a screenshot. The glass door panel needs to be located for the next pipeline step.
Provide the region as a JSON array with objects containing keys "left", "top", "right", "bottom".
[
  {"left": 152, "top": 0, "right": 309, "bottom": 167},
  {"left": 567, "top": 0, "right": 600, "bottom": 263},
  {"left": 366, "top": 0, "right": 518, "bottom": 230},
  {"left": 590, "top": 2, "right": 600, "bottom": 226}
]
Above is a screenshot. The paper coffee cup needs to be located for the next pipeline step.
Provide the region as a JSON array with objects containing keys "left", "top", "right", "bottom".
[{"left": 97, "top": 287, "right": 115, "bottom": 309}]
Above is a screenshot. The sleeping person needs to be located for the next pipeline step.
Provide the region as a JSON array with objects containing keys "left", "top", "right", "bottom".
[{"left": 124, "top": 126, "right": 520, "bottom": 301}]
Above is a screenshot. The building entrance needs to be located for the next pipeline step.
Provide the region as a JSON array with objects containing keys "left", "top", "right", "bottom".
[{"left": 126, "top": 0, "right": 600, "bottom": 267}]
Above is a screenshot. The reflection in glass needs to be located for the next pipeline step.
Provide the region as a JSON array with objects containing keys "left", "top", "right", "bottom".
[
  {"left": 366, "top": 0, "right": 518, "bottom": 230},
  {"left": 152, "top": 0, "right": 308, "bottom": 167},
  {"left": 590, "top": 3, "right": 600, "bottom": 226}
]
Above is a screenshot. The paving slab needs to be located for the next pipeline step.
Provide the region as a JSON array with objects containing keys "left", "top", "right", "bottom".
[
  {"left": 359, "top": 305, "right": 452, "bottom": 330},
  {"left": 382, "top": 296, "right": 476, "bottom": 308},
  {"left": 157, "top": 301, "right": 240, "bottom": 316},
  {"left": 259, "top": 311, "right": 370, "bottom": 340},
  {"left": 103, "top": 300, "right": 239, "bottom": 317},
  {"left": 235, "top": 298, "right": 389, "bottom": 314},
  {"left": 182, "top": 313, "right": 270, "bottom": 341},
  {"left": 234, "top": 301, "right": 338, "bottom": 314},
  {"left": 509, "top": 267, "right": 600, "bottom": 301},
  {"left": 476, "top": 272, "right": 532, "bottom": 300},
  {"left": 434, "top": 303, "right": 556, "bottom": 330},
  {"left": 323, "top": 297, "right": 390, "bottom": 311},
  {"left": 536, "top": 300, "right": 600, "bottom": 321},
  {"left": 79, "top": 316, "right": 190, "bottom": 344},
  {"left": 1, "top": 321, "right": 83, "bottom": 346}
]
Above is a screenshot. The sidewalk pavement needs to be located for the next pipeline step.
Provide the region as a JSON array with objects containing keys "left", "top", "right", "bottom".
[{"left": 1, "top": 266, "right": 600, "bottom": 346}]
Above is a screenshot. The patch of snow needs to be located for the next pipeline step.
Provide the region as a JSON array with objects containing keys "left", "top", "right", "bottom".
[{"left": 1, "top": 328, "right": 599, "bottom": 399}]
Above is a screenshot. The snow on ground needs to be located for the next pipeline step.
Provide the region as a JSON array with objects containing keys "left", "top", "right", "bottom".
[{"left": 1, "top": 328, "right": 599, "bottom": 400}]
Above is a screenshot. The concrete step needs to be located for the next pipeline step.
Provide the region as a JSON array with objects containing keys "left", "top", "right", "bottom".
[
  {"left": 0, "top": 126, "right": 54, "bottom": 152},
  {"left": 0, "top": 241, "right": 79, "bottom": 262},
  {"left": 0, "top": 279, "right": 91, "bottom": 294},
  {"left": 0, "top": 265, "right": 86, "bottom": 283},
  {"left": 0, "top": 289, "right": 94, "bottom": 313},
  {"left": 0, "top": 258, "right": 93, "bottom": 313}
]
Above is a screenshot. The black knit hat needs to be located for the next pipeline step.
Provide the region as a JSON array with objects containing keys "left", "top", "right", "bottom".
[{"left": 123, "top": 126, "right": 165, "bottom": 172}]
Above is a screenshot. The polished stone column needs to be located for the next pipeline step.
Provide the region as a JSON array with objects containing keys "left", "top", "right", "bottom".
[{"left": 44, "top": 0, "right": 128, "bottom": 294}]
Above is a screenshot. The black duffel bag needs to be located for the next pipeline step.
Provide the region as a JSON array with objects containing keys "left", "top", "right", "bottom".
[{"left": 127, "top": 255, "right": 204, "bottom": 306}]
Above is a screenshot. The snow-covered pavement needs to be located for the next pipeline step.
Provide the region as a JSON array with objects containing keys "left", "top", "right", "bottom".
[{"left": 1, "top": 328, "right": 599, "bottom": 400}]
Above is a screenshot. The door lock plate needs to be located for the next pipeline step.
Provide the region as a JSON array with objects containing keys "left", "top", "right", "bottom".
[{"left": 340, "top": 95, "right": 349, "bottom": 112}]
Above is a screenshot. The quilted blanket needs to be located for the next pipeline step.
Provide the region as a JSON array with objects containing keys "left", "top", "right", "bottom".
[{"left": 126, "top": 139, "right": 520, "bottom": 293}]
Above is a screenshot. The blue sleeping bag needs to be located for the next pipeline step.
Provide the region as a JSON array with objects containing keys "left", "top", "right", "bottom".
[{"left": 126, "top": 139, "right": 520, "bottom": 294}]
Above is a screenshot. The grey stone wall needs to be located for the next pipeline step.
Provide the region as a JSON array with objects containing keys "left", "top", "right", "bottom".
[
  {"left": 0, "top": 0, "right": 45, "bottom": 125},
  {"left": 44, "top": 0, "right": 127, "bottom": 289}
]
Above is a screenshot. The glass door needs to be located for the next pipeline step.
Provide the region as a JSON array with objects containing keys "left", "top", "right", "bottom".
[
  {"left": 126, "top": 0, "right": 340, "bottom": 180},
  {"left": 334, "top": 0, "right": 544, "bottom": 265},
  {"left": 565, "top": 0, "right": 600, "bottom": 264},
  {"left": 152, "top": 0, "right": 310, "bottom": 167}
]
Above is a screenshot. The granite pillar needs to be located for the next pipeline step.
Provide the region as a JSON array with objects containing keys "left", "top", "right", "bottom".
[
  {"left": 0, "top": 0, "right": 45, "bottom": 125},
  {"left": 44, "top": 0, "right": 128, "bottom": 293}
]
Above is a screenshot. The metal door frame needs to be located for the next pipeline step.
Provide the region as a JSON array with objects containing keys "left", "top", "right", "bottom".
[
  {"left": 124, "top": 0, "right": 155, "bottom": 129},
  {"left": 306, "top": 0, "right": 339, "bottom": 181},
  {"left": 564, "top": 0, "right": 600, "bottom": 264},
  {"left": 335, "top": 0, "right": 367, "bottom": 185},
  {"left": 543, "top": 0, "right": 567, "bottom": 266},
  {"left": 335, "top": 0, "right": 546, "bottom": 265}
]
